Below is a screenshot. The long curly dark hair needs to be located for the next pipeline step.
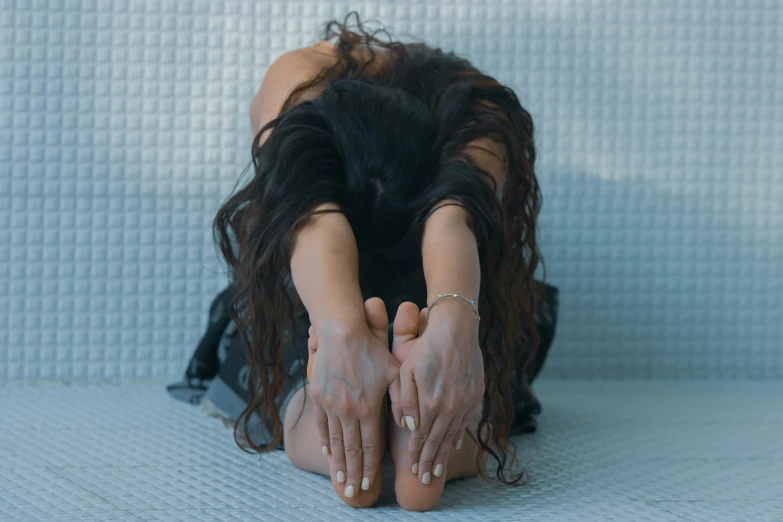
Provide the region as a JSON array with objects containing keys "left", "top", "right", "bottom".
[{"left": 213, "top": 13, "right": 542, "bottom": 485}]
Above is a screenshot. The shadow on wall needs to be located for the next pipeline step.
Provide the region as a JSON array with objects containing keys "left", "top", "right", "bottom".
[{"left": 538, "top": 167, "right": 781, "bottom": 380}]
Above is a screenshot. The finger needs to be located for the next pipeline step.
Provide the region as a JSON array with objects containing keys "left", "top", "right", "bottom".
[
  {"left": 341, "top": 418, "right": 363, "bottom": 498},
  {"left": 406, "top": 406, "right": 435, "bottom": 478},
  {"left": 388, "top": 369, "right": 403, "bottom": 432},
  {"left": 312, "top": 399, "right": 330, "bottom": 456},
  {"left": 433, "top": 407, "right": 469, "bottom": 478},
  {"left": 399, "top": 366, "right": 420, "bottom": 433},
  {"left": 358, "top": 413, "right": 381, "bottom": 492},
  {"left": 454, "top": 402, "right": 482, "bottom": 450},
  {"left": 414, "top": 414, "right": 452, "bottom": 484},
  {"left": 327, "top": 413, "right": 346, "bottom": 484}
]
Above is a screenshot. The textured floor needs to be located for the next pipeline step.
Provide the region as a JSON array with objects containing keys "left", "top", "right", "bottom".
[{"left": 0, "top": 380, "right": 781, "bottom": 521}]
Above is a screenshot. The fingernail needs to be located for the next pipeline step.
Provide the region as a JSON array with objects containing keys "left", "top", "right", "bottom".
[
  {"left": 434, "top": 464, "right": 443, "bottom": 477},
  {"left": 345, "top": 485, "right": 355, "bottom": 498},
  {"left": 321, "top": 445, "right": 328, "bottom": 456},
  {"left": 405, "top": 415, "right": 416, "bottom": 430},
  {"left": 411, "top": 462, "right": 418, "bottom": 474},
  {"left": 400, "top": 417, "right": 406, "bottom": 428},
  {"left": 422, "top": 472, "right": 431, "bottom": 485},
  {"left": 456, "top": 438, "right": 463, "bottom": 450},
  {"left": 361, "top": 477, "right": 370, "bottom": 491},
  {"left": 336, "top": 471, "right": 345, "bottom": 483}
]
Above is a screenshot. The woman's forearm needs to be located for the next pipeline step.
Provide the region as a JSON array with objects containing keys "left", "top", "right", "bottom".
[
  {"left": 290, "top": 205, "right": 366, "bottom": 330},
  {"left": 421, "top": 203, "right": 481, "bottom": 311}
]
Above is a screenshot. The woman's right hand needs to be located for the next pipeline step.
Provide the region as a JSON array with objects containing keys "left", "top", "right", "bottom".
[{"left": 308, "top": 299, "right": 401, "bottom": 498}]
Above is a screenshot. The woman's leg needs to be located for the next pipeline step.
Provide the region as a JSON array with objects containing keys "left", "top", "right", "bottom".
[
  {"left": 389, "top": 303, "right": 484, "bottom": 512},
  {"left": 282, "top": 298, "right": 389, "bottom": 508}
]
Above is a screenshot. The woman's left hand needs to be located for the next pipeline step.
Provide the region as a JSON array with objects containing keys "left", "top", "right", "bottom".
[{"left": 393, "top": 299, "right": 485, "bottom": 484}]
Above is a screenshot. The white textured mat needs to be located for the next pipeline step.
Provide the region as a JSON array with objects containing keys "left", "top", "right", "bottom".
[{"left": 1, "top": 380, "right": 781, "bottom": 521}]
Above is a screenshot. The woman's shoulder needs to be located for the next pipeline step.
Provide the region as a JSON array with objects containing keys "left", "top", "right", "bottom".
[
  {"left": 249, "top": 39, "right": 398, "bottom": 136},
  {"left": 249, "top": 38, "right": 470, "bottom": 139},
  {"left": 249, "top": 42, "right": 337, "bottom": 137}
]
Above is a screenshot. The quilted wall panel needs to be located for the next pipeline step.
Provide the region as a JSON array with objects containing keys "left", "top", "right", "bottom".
[{"left": 1, "top": 0, "right": 781, "bottom": 382}]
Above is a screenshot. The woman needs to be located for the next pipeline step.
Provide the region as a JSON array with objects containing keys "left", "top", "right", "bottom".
[{"left": 210, "top": 15, "right": 556, "bottom": 511}]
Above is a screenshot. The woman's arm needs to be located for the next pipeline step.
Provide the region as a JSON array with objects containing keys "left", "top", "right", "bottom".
[
  {"left": 420, "top": 203, "right": 480, "bottom": 306},
  {"left": 290, "top": 204, "right": 402, "bottom": 499},
  {"left": 289, "top": 204, "right": 366, "bottom": 329},
  {"left": 393, "top": 202, "right": 486, "bottom": 484}
]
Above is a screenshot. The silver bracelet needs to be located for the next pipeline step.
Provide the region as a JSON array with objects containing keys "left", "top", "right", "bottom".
[{"left": 429, "top": 294, "right": 481, "bottom": 322}]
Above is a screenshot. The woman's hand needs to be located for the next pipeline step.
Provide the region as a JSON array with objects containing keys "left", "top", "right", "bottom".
[
  {"left": 308, "top": 303, "right": 401, "bottom": 498},
  {"left": 393, "top": 299, "right": 485, "bottom": 484}
]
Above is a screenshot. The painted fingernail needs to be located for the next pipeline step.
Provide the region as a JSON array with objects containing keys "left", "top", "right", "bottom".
[
  {"left": 321, "top": 445, "right": 328, "bottom": 456},
  {"left": 405, "top": 416, "right": 416, "bottom": 430},
  {"left": 456, "top": 438, "right": 463, "bottom": 450},
  {"left": 434, "top": 464, "right": 443, "bottom": 477},
  {"left": 400, "top": 417, "right": 406, "bottom": 428},
  {"left": 422, "top": 472, "right": 431, "bottom": 485},
  {"left": 336, "top": 471, "right": 345, "bottom": 483},
  {"left": 361, "top": 477, "right": 370, "bottom": 491},
  {"left": 411, "top": 462, "right": 418, "bottom": 474},
  {"left": 345, "top": 485, "right": 355, "bottom": 498}
]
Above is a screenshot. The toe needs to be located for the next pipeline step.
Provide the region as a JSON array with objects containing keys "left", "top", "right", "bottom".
[
  {"left": 365, "top": 297, "right": 389, "bottom": 342},
  {"left": 392, "top": 302, "right": 420, "bottom": 361}
]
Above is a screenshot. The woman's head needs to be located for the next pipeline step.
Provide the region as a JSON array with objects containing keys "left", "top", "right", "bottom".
[
  {"left": 259, "top": 78, "right": 443, "bottom": 250},
  {"left": 214, "top": 14, "right": 541, "bottom": 486}
]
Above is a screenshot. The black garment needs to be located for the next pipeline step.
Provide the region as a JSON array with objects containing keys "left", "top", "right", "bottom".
[{"left": 168, "top": 279, "right": 559, "bottom": 446}]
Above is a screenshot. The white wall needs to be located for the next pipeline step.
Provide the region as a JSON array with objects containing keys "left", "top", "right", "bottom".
[{"left": 1, "top": 0, "right": 780, "bottom": 381}]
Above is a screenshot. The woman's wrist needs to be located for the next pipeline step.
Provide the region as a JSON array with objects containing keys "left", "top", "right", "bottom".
[
  {"left": 427, "top": 297, "right": 480, "bottom": 328},
  {"left": 313, "top": 305, "right": 367, "bottom": 338},
  {"left": 422, "top": 212, "right": 479, "bottom": 295}
]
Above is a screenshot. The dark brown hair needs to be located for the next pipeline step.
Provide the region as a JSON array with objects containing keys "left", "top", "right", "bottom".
[{"left": 213, "top": 13, "right": 541, "bottom": 485}]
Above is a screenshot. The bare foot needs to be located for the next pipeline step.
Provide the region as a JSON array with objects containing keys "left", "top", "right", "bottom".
[
  {"left": 389, "top": 302, "right": 485, "bottom": 511},
  {"left": 306, "top": 297, "right": 389, "bottom": 508},
  {"left": 388, "top": 303, "right": 449, "bottom": 511}
]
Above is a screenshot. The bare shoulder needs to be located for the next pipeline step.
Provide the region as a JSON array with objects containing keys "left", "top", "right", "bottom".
[{"left": 250, "top": 41, "right": 339, "bottom": 137}]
